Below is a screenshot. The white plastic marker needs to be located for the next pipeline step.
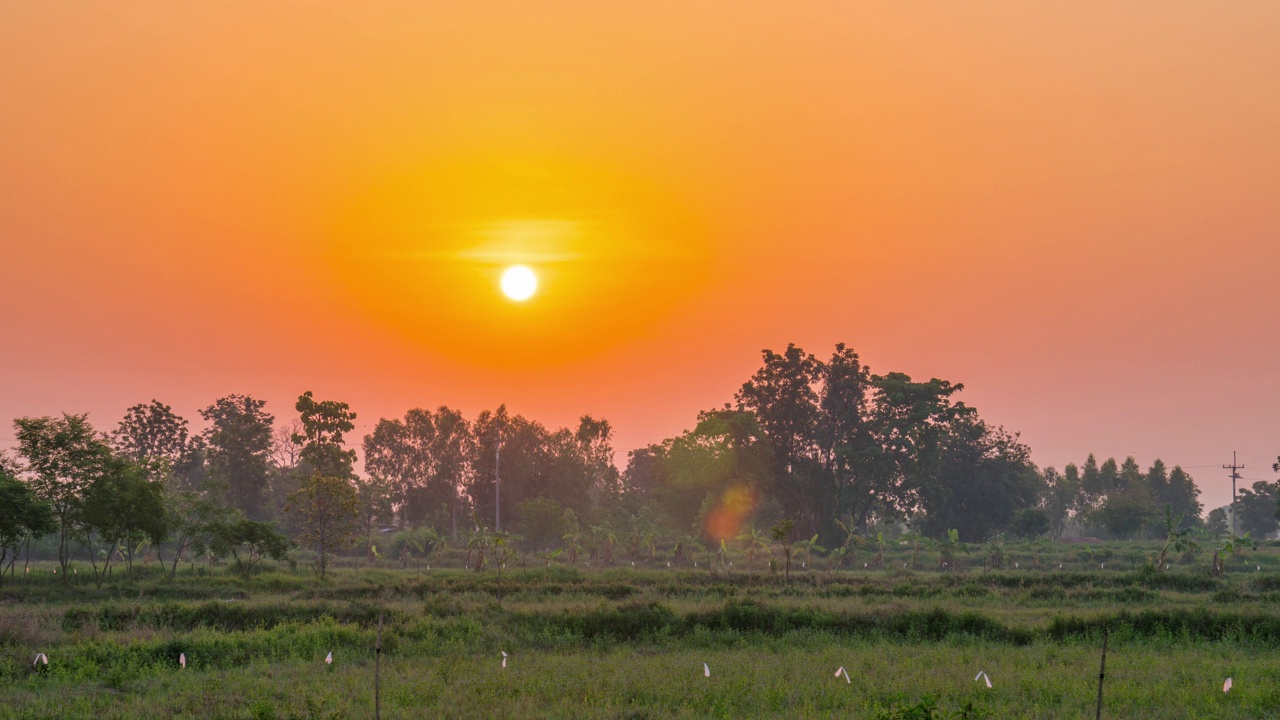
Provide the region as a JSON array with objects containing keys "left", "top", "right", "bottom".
[
  {"left": 501, "top": 651, "right": 508, "bottom": 668},
  {"left": 704, "top": 663, "right": 711, "bottom": 677},
  {"left": 975, "top": 671, "right": 991, "bottom": 688},
  {"left": 33, "top": 653, "right": 48, "bottom": 666},
  {"left": 179, "top": 653, "right": 186, "bottom": 669},
  {"left": 1224, "top": 678, "right": 1232, "bottom": 692},
  {"left": 325, "top": 652, "right": 333, "bottom": 665},
  {"left": 835, "top": 666, "right": 850, "bottom": 684}
]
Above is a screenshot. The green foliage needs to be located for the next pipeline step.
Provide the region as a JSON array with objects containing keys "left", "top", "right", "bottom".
[
  {"left": 292, "top": 391, "right": 357, "bottom": 479},
  {"left": 0, "top": 459, "right": 55, "bottom": 584},
  {"left": 201, "top": 395, "right": 274, "bottom": 519},
  {"left": 286, "top": 474, "right": 360, "bottom": 578},
  {"left": 207, "top": 517, "right": 293, "bottom": 577},
  {"left": 515, "top": 497, "right": 566, "bottom": 550},
  {"left": 1007, "top": 508, "right": 1050, "bottom": 539}
]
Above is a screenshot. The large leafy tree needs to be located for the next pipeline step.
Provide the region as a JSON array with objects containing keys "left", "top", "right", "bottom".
[
  {"left": 78, "top": 456, "right": 169, "bottom": 585},
  {"left": 292, "top": 391, "right": 357, "bottom": 478},
  {"left": 913, "top": 416, "right": 1041, "bottom": 541},
  {"left": 201, "top": 395, "right": 274, "bottom": 519},
  {"left": 862, "top": 372, "right": 968, "bottom": 532},
  {"left": 112, "top": 400, "right": 202, "bottom": 485},
  {"left": 736, "top": 344, "right": 821, "bottom": 530},
  {"left": 364, "top": 406, "right": 473, "bottom": 534},
  {"left": 14, "top": 414, "right": 111, "bottom": 579},
  {"left": 1234, "top": 481, "right": 1279, "bottom": 538},
  {"left": 0, "top": 454, "right": 55, "bottom": 585},
  {"left": 643, "top": 409, "right": 776, "bottom": 536}
]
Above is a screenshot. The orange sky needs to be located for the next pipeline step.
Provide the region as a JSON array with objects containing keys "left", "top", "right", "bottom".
[{"left": 2, "top": 2, "right": 1278, "bottom": 510}]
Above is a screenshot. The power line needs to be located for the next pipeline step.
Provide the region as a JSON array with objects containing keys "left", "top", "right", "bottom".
[{"left": 1224, "top": 452, "right": 1244, "bottom": 536}]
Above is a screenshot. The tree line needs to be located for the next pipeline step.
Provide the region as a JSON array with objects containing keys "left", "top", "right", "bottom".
[{"left": 2, "top": 342, "right": 1272, "bottom": 584}]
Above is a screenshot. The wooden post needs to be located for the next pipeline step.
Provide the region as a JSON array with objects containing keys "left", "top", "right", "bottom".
[
  {"left": 375, "top": 611, "right": 383, "bottom": 720},
  {"left": 1095, "top": 628, "right": 1108, "bottom": 720}
]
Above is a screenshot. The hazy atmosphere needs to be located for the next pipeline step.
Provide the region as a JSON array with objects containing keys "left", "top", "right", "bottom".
[
  {"left": 3, "top": 3, "right": 1278, "bottom": 510},
  {"left": 2, "top": 3, "right": 1279, "bottom": 718}
]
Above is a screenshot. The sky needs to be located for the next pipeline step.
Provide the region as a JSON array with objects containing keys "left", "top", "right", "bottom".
[{"left": 2, "top": 2, "right": 1277, "bottom": 511}]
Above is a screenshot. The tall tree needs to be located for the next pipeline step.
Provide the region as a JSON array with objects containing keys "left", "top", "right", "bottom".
[
  {"left": 201, "top": 395, "right": 274, "bottom": 519},
  {"left": 864, "top": 372, "right": 969, "bottom": 531},
  {"left": 816, "top": 344, "right": 876, "bottom": 540},
  {"left": 292, "top": 391, "right": 357, "bottom": 478},
  {"left": 1234, "top": 481, "right": 1279, "bottom": 538},
  {"left": 112, "top": 400, "right": 200, "bottom": 484},
  {"left": 78, "top": 455, "right": 169, "bottom": 585},
  {"left": 364, "top": 406, "right": 473, "bottom": 534},
  {"left": 913, "top": 416, "right": 1041, "bottom": 541},
  {"left": 736, "top": 344, "right": 822, "bottom": 532},
  {"left": 14, "top": 414, "right": 111, "bottom": 579}
]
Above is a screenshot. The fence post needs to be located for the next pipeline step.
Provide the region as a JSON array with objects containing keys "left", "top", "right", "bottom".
[
  {"left": 375, "top": 611, "right": 383, "bottom": 720},
  {"left": 1095, "top": 627, "right": 1108, "bottom": 720}
]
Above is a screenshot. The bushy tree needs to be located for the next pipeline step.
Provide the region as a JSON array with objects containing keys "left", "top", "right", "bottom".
[
  {"left": 364, "top": 406, "right": 472, "bottom": 534},
  {"left": 112, "top": 400, "right": 202, "bottom": 485},
  {"left": 79, "top": 456, "right": 169, "bottom": 584},
  {"left": 207, "top": 515, "right": 292, "bottom": 576},
  {"left": 14, "top": 414, "right": 111, "bottom": 580},
  {"left": 1235, "top": 481, "right": 1279, "bottom": 538},
  {"left": 293, "top": 391, "right": 357, "bottom": 478},
  {"left": 0, "top": 455, "right": 55, "bottom": 585},
  {"left": 201, "top": 395, "right": 274, "bottom": 519},
  {"left": 913, "top": 416, "right": 1041, "bottom": 541},
  {"left": 286, "top": 473, "right": 360, "bottom": 578}
]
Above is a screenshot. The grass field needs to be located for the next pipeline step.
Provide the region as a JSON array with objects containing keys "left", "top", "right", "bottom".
[{"left": 4, "top": 542, "right": 1280, "bottom": 719}]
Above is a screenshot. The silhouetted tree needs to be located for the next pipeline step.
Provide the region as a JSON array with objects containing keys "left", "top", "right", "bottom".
[{"left": 201, "top": 395, "right": 274, "bottom": 519}]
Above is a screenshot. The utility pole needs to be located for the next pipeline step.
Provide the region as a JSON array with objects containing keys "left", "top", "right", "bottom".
[
  {"left": 1224, "top": 451, "right": 1244, "bottom": 536},
  {"left": 495, "top": 434, "right": 502, "bottom": 532}
]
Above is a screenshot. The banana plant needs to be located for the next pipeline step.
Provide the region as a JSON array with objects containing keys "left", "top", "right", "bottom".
[
  {"left": 794, "top": 534, "right": 825, "bottom": 571},
  {"left": 1155, "top": 507, "right": 1196, "bottom": 571},
  {"left": 736, "top": 527, "right": 770, "bottom": 567}
]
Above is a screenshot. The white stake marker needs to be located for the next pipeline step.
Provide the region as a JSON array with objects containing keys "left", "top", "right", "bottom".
[
  {"left": 34, "top": 653, "right": 48, "bottom": 666},
  {"left": 179, "top": 653, "right": 186, "bottom": 669},
  {"left": 835, "top": 666, "right": 850, "bottom": 683},
  {"left": 975, "top": 671, "right": 991, "bottom": 688},
  {"left": 502, "top": 651, "right": 508, "bottom": 668},
  {"left": 1224, "top": 677, "right": 1232, "bottom": 692},
  {"left": 704, "top": 663, "right": 711, "bottom": 677},
  {"left": 325, "top": 652, "right": 333, "bottom": 665}
]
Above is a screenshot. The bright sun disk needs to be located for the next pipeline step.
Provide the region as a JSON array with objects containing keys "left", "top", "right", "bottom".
[{"left": 500, "top": 265, "right": 537, "bottom": 301}]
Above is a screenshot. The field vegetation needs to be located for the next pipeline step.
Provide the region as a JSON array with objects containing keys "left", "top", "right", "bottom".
[{"left": 5, "top": 539, "right": 1280, "bottom": 719}]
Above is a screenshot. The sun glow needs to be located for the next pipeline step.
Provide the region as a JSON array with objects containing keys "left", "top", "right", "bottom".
[{"left": 500, "top": 265, "right": 538, "bottom": 301}]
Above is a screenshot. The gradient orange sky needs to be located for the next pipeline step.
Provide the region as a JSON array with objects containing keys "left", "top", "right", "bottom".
[{"left": 3, "top": 2, "right": 1277, "bottom": 510}]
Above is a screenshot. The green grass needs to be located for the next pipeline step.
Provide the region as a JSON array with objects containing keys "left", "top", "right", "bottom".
[{"left": 2, "top": 543, "right": 1279, "bottom": 718}]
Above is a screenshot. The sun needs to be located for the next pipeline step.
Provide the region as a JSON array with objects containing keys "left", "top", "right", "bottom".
[{"left": 500, "top": 265, "right": 538, "bottom": 301}]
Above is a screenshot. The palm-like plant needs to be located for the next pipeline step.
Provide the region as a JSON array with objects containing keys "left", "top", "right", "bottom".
[
  {"left": 936, "top": 529, "right": 966, "bottom": 569},
  {"left": 736, "top": 527, "right": 770, "bottom": 567},
  {"left": 465, "top": 525, "right": 493, "bottom": 572},
  {"left": 1213, "top": 532, "right": 1255, "bottom": 576},
  {"left": 1155, "top": 507, "right": 1196, "bottom": 571},
  {"left": 562, "top": 529, "right": 583, "bottom": 564},
  {"left": 984, "top": 532, "right": 1007, "bottom": 571},
  {"left": 900, "top": 532, "right": 924, "bottom": 569},
  {"left": 643, "top": 526, "right": 662, "bottom": 563},
  {"left": 871, "top": 532, "right": 887, "bottom": 567},
  {"left": 771, "top": 520, "right": 795, "bottom": 581},
  {"left": 794, "top": 534, "right": 825, "bottom": 570}
]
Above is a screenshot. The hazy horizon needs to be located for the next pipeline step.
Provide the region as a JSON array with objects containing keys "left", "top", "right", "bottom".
[{"left": 3, "top": 2, "right": 1277, "bottom": 512}]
